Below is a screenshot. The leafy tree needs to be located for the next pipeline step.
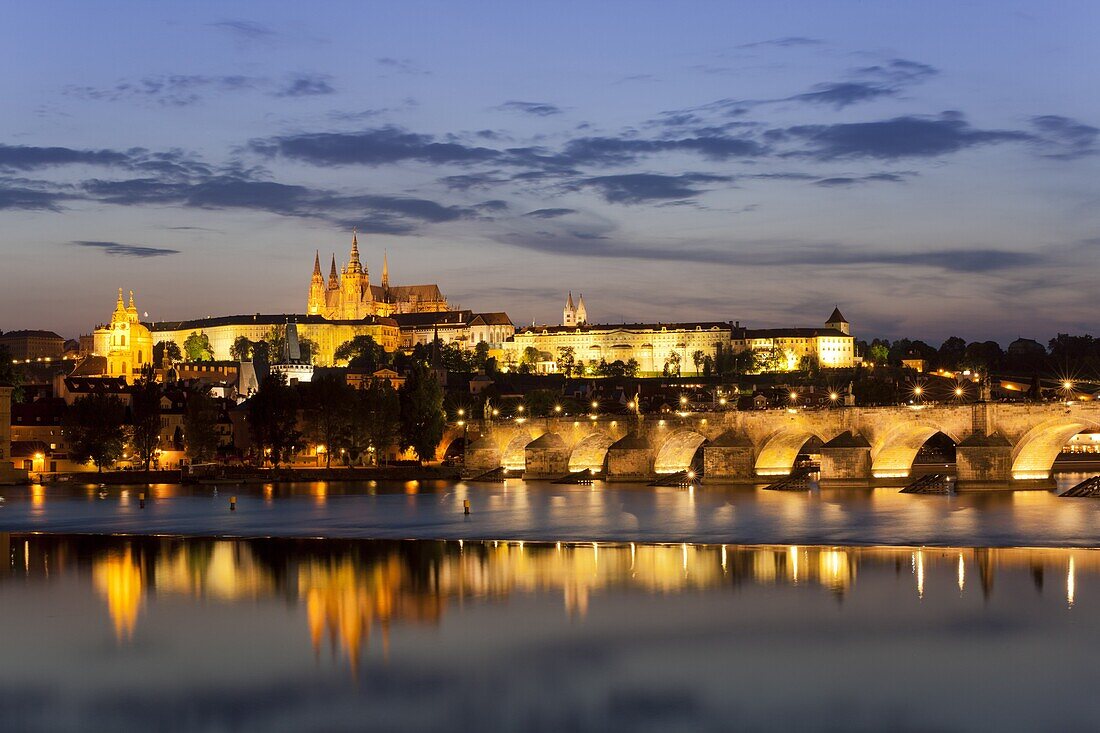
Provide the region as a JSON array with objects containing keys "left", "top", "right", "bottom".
[
  {"left": 799, "top": 354, "right": 819, "bottom": 373},
  {"left": 398, "top": 363, "right": 446, "bottom": 464},
  {"left": 556, "top": 346, "right": 576, "bottom": 377},
  {"left": 852, "top": 377, "right": 899, "bottom": 406},
  {"left": 65, "top": 393, "right": 127, "bottom": 471},
  {"left": 298, "top": 337, "right": 320, "bottom": 364},
  {"left": 472, "top": 341, "right": 491, "bottom": 372},
  {"left": 153, "top": 340, "right": 183, "bottom": 364},
  {"left": 262, "top": 326, "right": 286, "bottom": 363},
  {"left": 663, "top": 350, "right": 682, "bottom": 376},
  {"left": 962, "top": 341, "right": 1004, "bottom": 373},
  {"left": 183, "top": 331, "right": 214, "bottom": 362},
  {"left": 624, "top": 358, "right": 640, "bottom": 377},
  {"left": 183, "top": 382, "right": 221, "bottom": 463},
  {"left": 521, "top": 346, "right": 542, "bottom": 367},
  {"left": 692, "top": 350, "right": 706, "bottom": 374},
  {"left": 937, "top": 336, "right": 967, "bottom": 370},
  {"left": 303, "top": 373, "right": 354, "bottom": 468},
  {"left": 335, "top": 335, "right": 389, "bottom": 371},
  {"left": 247, "top": 374, "right": 301, "bottom": 466},
  {"left": 129, "top": 368, "right": 163, "bottom": 470},
  {"left": 868, "top": 342, "right": 890, "bottom": 366},
  {"left": 229, "top": 336, "right": 255, "bottom": 361},
  {"left": 355, "top": 378, "right": 401, "bottom": 465}
]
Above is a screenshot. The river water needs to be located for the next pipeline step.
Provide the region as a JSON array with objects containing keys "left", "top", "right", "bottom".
[
  {"left": 2, "top": 477, "right": 1099, "bottom": 731},
  {"left": 1, "top": 474, "right": 1099, "bottom": 546}
]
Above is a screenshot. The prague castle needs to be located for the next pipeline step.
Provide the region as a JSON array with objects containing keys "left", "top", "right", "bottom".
[
  {"left": 307, "top": 231, "right": 447, "bottom": 319},
  {"left": 76, "top": 231, "right": 855, "bottom": 380}
]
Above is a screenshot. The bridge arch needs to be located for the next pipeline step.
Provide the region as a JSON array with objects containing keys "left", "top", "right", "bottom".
[
  {"left": 871, "top": 422, "right": 962, "bottom": 478},
  {"left": 1011, "top": 416, "right": 1100, "bottom": 480},
  {"left": 754, "top": 428, "right": 829, "bottom": 476},
  {"left": 569, "top": 432, "right": 615, "bottom": 473},
  {"left": 654, "top": 429, "right": 708, "bottom": 474},
  {"left": 501, "top": 431, "right": 534, "bottom": 472}
]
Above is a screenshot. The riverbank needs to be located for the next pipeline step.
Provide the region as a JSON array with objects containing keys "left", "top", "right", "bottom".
[{"left": 37, "top": 465, "right": 463, "bottom": 486}]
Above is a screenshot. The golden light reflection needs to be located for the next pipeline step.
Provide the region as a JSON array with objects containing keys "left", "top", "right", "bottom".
[
  {"left": 958, "top": 553, "right": 965, "bottom": 592},
  {"left": 916, "top": 550, "right": 925, "bottom": 599},
  {"left": 30, "top": 484, "right": 45, "bottom": 508},
  {"left": 93, "top": 548, "right": 144, "bottom": 641},
  {"left": 1068, "top": 556, "right": 1076, "bottom": 608}
]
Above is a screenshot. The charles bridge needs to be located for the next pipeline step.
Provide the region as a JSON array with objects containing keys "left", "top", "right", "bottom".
[{"left": 445, "top": 402, "right": 1100, "bottom": 489}]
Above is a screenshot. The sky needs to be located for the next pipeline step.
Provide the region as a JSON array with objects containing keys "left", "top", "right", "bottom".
[{"left": 1, "top": 0, "right": 1098, "bottom": 343}]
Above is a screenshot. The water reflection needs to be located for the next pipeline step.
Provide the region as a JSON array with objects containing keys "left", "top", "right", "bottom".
[{"left": 1, "top": 534, "right": 1093, "bottom": 654}]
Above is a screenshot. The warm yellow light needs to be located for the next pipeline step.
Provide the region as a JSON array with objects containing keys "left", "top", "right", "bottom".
[
  {"left": 626, "top": 401, "right": 635, "bottom": 409},
  {"left": 517, "top": 405, "right": 524, "bottom": 413},
  {"left": 554, "top": 405, "right": 562, "bottom": 413},
  {"left": 913, "top": 386, "right": 923, "bottom": 396},
  {"left": 718, "top": 397, "right": 727, "bottom": 405},
  {"left": 680, "top": 396, "right": 688, "bottom": 405},
  {"left": 1064, "top": 380, "right": 1073, "bottom": 390},
  {"left": 955, "top": 387, "right": 964, "bottom": 396},
  {"left": 829, "top": 392, "right": 838, "bottom": 401},
  {"left": 591, "top": 400, "right": 599, "bottom": 409},
  {"left": 457, "top": 408, "right": 465, "bottom": 417},
  {"left": 789, "top": 392, "right": 797, "bottom": 401},
  {"left": 316, "top": 444, "right": 326, "bottom": 454},
  {"left": 34, "top": 452, "right": 44, "bottom": 460},
  {"left": 492, "top": 408, "right": 499, "bottom": 416}
]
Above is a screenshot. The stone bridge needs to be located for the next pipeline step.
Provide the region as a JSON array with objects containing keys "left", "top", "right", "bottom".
[{"left": 448, "top": 402, "right": 1100, "bottom": 489}]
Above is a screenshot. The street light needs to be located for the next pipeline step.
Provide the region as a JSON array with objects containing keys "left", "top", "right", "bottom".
[
  {"left": 554, "top": 404, "right": 562, "bottom": 414},
  {"left": 829, "top": 392, "right": 839, "bottom": 403}
]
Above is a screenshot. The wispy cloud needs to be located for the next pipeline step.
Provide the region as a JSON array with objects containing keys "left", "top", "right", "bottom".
[
  {"left": 69, "top": 240, "right": 180, "bottom": 258},
  {"left": 274, "top": 73, "right": 335, "bottom": 97},
  {"left": 495, "top": 100, "right": 563, "bottom": 117}
]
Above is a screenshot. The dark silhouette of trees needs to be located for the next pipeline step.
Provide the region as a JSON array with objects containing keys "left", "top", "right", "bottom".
[{"left": 65, "top": 393, "right": 127, "bottom": 471}]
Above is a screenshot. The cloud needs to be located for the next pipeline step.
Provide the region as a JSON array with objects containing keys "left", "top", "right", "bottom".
[
  {"left": 0, "top": 183, "right": 67, "bottom": 210},
  {"left": 787, "top": 81, "right": 898, "bottom": 109},
  {"left": 776, "top": 113, "right": 1032, "bottom": 160},
  {"left": 66, "top": 75, "right": 263, "bottom": 106},
  {"left": 68, "top": 240, "right": 180, "bottom": 257},
  {"left": 559, "top": 135, "right": 765, "bottom": 166},
  {"left": 376, "top": 57, "right": 429, "bottom": 75},
  {"left": 496, "top": 100, "right": 563, "bottom": 117},
  {"left": 1030, "top": 115, "right": 1098, "bottom": 159},
  {"left": 0, "top": 144, "right": 130, "bottom": 170},
  {"left": 523, "top": 208, "right": 577, "bottom": 218},
  {"left": 249, "top": 126, "right": 501, "bottom": 166},
  {"left": 813, "top": 172, "right": 915, "bottom": 186},
  {"left": 274, "top": 73, "right": 335, "bottom": 97},
  {"left": 736, "top": 37, "right": 823, "bottom": 49},
  {"left": 208, "top": 20, "right": 275, "bottom": 40},
  {"left": 571, "top": 173, "right": 731, "bottom": 204}
]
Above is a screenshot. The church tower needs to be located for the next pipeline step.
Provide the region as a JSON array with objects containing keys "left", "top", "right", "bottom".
[
  {"left": 563, "top": 292, "right": 576, "bottom": 327},
  {"left": 307, "top": 251, "right": 325, "bottom": 315},
  {"left": 575, "top": 294, "right": 587, "bottom": 326},
  {"left": 382, "top": 251, "right": 389, "bottom": 289},
  {"left": 340, "top": 230, "right": 370, "bottom": 319},
  {"left": 826, "top": 306, "right": 850, "bottom": 335}
]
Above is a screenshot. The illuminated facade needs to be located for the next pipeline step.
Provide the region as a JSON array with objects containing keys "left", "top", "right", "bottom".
[
  {"left": 307, "top": 232, "right": 448, "bottom": 319},
  {"left": 506, "top": 306, "right": 856, "bottom": 375},
  {"left": 91, "top": 289, "right": 154, "bottom": 378}
]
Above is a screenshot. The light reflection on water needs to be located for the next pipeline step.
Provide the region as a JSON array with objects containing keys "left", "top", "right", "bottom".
[
  {"left": 1, "top": 534, "right": 1098, "bottom": 731},
  {"left": 4, "top": 474, "right": 1100, "bottom": 547}
]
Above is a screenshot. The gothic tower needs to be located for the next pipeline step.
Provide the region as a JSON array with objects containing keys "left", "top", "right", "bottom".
[
  {"left": 575, "top": 293, "right": 587, "bottom": 326},
  {"left": 563, "top": 292, "right": 576, "bottom": 327},
  {"left": 307, "top": 251, "right": 325, "bottom": 315}
]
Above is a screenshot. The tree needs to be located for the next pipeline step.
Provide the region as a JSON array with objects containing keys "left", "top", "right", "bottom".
[
  {"left": 521, "top": 346, "right": 542, "bottom": 368},
  {"left": 154, "top": 340, "right": 183, "bottom": 364},
  {"left": 335, "top": 335, "right": 389, "bottom": 371},
  {"left": 937, "top": 337, "right": 967, "bottom": 370},
  {"left": 556, "top": 346, "right": 576, "bottom": 377},
  {"left": 183, "top": 382, "right": 221, "bottom": 463},
  {"left": 303, "top": 373, "right": 353, "bottom": 468},
  {"left": 247, "top": 374, "right": 301, "bottom": 466},
  {"left": 692, "top": 350, "right": 705, "bottom": 374},
  {"left": 65, "top": 393, "right": 127, "bottom": 471},
  {"left": 183, "top": 331, "right": 214, "bottom": 362},
  {"left": 298, "top": 337, "right": 320, "bottom": 365},
  {"left": 355, "top": 378, "right": 401, "bottom": 465},
  {"left": 229, "top": 336, "right": 254, "bottom": 362},
  {"left": 663, "top": 350, "right": 682, "bottom": 376},
  {"left": 129, "top": 369, "right": 163, "bottom": 471},
  {"left": 868, "top": 342, "right": 890, "bottom": 366},
  {"left": 624, "top": 358, "right": 640, "bottom": 377},
  {"left": 472, "top": 341, "right": 491, "bottom": 372},
  {"left": 398, "top": 363, "right": 446, "bottom": 464},
  {"left": 262, "top": 326, "right": 286, "bottom": 363}
]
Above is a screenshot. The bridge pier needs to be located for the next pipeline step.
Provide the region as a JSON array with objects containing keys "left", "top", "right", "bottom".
[
  {"left": 464, "top": 436, "right": 502, "bottom": 475},
  {"left": 523, "top": 433, "right": 570, "bottom": 479},
  {"left": 954, "top": 433, "right": 1015, "bottom": 489},
  {"left": 818, "top": 431, "right": 872, "bottom": 487},
  {"left": 703, "top": 431, "right": 756, "bottom": 483},
  {"left": 606, "top": 433, "right": 655, "bottom": 481}
]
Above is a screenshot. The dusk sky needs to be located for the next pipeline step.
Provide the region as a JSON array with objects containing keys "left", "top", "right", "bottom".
[{"left": 2, "top": 0, "right": 1098, "bottom": 342}]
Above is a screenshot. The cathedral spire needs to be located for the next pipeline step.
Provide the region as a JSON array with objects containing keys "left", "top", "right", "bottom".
[
  {"left": 347, "top": 229, "right": 363, "bottom": 274},
  {"left": 313, "top": 250, "right": 322, "bottom": 278},
  {"left": 115, "top": 287, "right": 125, "bottom": 311},
  {"left": 329, "top": 254, "right": 339, "bottom": 288},
  {"left": 382, "top": 250, "right": 389, "bottom": 288}
]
